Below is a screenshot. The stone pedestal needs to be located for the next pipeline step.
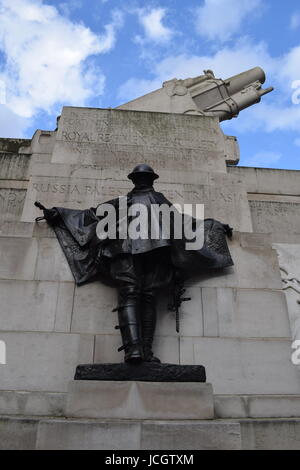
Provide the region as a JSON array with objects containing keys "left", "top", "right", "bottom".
[{"left": 66, "top": 380, "right": 214, "bottom": 420}]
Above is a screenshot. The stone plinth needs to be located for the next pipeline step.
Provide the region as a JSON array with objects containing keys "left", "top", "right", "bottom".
[
  {"left": 66, "top": 380, "right": 214, "bottom": 420},
  {"left": 36, "top": 418, "right": 241, "bottom": 450}
]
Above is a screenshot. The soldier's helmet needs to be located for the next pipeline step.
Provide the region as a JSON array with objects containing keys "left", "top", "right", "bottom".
[{"left": 127, "top": 164, "right": 159, "bottom": 181}]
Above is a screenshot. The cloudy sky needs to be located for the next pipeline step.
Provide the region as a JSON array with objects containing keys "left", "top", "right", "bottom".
[{"left": 1, "top": 0, "right": 300, "bottom": 169}]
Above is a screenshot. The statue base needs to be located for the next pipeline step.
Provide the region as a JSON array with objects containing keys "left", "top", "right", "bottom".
[
  {"left": 74, "top": 362, "right": 206, "bottom": 382},
  {"left": 66, "top": 379, "right": 214, "bottom": 420}
]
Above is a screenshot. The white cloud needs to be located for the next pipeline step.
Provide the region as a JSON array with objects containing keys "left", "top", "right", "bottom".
[
  {"left": 280, "top": 45, "right": 300, "bottom": 86},
  {"left": 0, "top": 105, "right": 33, "bottom": 137},
  {"left": 137, "top": 8, "right": 173, "bottom": 44},
  {"left": 118, "top": 36, "right": 300, "bottom": 138},
  {"left": 290, "top": 12, "right": 300, "bottom": 30},
  {"left": 118, "top": 39, "right": 276, "bottom": 102},
  {"left": 243, "top": 151, "right": 282, "bottom": 167},
  {"left": 99, "top": 9, "right": 123, "bottom": 53},
  {"left": 195, "top": 0, "right": 262, "bottom": 42},
  {"left": 58, "top": 1, "right": 83, "bottom": 18},
  {"left": 118, "top": 77, "right": 162, "bottom": 102},
  {"left": 0, "top": 0, "right": 123, "bottom": 120},
  {"left": 155, "top": 40, "right": 276, "bottom": 81}
]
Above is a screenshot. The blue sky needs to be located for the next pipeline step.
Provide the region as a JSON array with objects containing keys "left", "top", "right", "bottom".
[{"left": 1, "top": 0, "right": 300, "bottom": 169}]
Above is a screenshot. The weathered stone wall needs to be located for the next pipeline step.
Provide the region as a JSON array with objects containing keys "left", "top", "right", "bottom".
[
  {"left": 0, "top": 107, "right": 299, "bottom": 420},
  {"left": 228, "top": 166, "right": 300, "bottom": 243}
]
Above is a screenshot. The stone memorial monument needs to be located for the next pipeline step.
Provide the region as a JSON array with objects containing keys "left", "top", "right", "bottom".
[{"left": 0, "top": 67, "right": 300, "bottom": 450}]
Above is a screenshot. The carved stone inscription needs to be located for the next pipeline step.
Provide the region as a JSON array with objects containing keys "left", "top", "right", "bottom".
[
  {"left": 0, "top": 153, "right": 30, "bottom": 181},
  {"left": 0, "top": 189, "right": 26, "bottom": 221},
  {"left": 52, "top": 107, "right": 226, "bottom": 172},
  {"left": 22, "top": 175, "right": 250, "bottom": 231},
  {"left": 250, "top": 200, "right": 300, "bottom": 234}
]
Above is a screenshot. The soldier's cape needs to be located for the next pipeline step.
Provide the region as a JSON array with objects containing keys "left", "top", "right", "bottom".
[{"left": 42, "top": 193, "right": 234, "bottom": 286}]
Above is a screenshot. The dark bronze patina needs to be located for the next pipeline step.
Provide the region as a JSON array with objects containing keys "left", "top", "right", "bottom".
[{"left": 35, "top": 164, "right": 233, "bottom": 367}]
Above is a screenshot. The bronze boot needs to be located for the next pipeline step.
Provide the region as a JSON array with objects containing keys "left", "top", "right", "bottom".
[
  {"left": 116, "top": 305, "right": 143, "bottom": 363},
  {"left": 141, "top": 302, "right": 161, "bottom": 363}
]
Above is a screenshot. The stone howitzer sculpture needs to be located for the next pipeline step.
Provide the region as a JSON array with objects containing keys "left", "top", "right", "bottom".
[
  {"left": 118, "top": 66, "right": 274, "bottom": 121},
  {"left": 187, "top": 67, "right": 274, "bottom": 121}
]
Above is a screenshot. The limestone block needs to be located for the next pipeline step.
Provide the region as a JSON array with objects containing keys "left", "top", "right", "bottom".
[
  {"left": 241, "top": 418, "right": 300, "bottom": 450},
  {"left": 34, "top": 238, "right": 74, "bottom": 282},
  {"left": 29, "top": 130, "right": 56, "bottom": 155},
  {"left": 36, "top": 419, "right": 141, "bottom": 450},
  {"left": 271, "top": 232, "right": 300, "bottom": 244},
  {"left": 214, "top": 394, "right": 300, "bottom": 419},
  {"left": 0, "top": 189, "right": 26, "bottom": 222},
  {"left": 141, "top": 421, "right": 241, "bottom": 450},
  {"left": 0, "top": 152, "right": 30, "bottom": 181},
  {"left": 52, "top": 107, "right": 227, "bottom": 174},
  {"left": 0, "top": 280, "right": 74, "bottom": 332},
  {"left": 0, "top": 390, "right": 66, "bottom": 417},
  {"left": 28, "top": 152, "right": 52, "bottom": 164},
  {"left": 228, "top": 166, "right": 300, "bottom": 197},
  {"left": 214, "top": 395, "right": 248, "bottom": 418},
  {"left": 223, "top": 134, "right": 240, "bottom": 165},
  {"left": 202, "top": 287, "right": 290, "bottom": 338},
  {"left": 249, "top": 197, "right": 300, "bottom": 234},
  {"left": 94, "top": 334, "right": 180, "bottom": 364},
  {"left": 0, "top": 416, "right": 39, "bottom": 450},
  {"left": 0, "top": 221, "right": 34, "bottom": 238},
  {"left": 0, "top": 237, "right": 38, "bottom": 280},
  {"left": 255, "top": 168, "right": 300, "bottom": 196},
  {"left": 66, "top": 381, "right": 214, "bottom": 420},
  {"left": 248, "top": 395, "right": 300, "bottom": 418},
  {"left": 54, "top": 282, "right": 75, "bottom": 332},
  {"left": 202, "top": 287, "right": 219, "bottom": 336},
  {"left": 94, "top": 334, "right": 124, "bottom": 363},
  {"left": 71, "top": 283, "right": 117, "bottom": 334},
  {"left": 0, "top": 332, "right": 94, "bottom": 392},
  {"left": 180, "top": 337, "right": 300, "bottom": 394}
]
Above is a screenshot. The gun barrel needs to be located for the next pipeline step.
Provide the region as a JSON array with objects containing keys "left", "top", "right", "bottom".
[
  {"left": 192, "top": 66, "right": 273, "bottom": 121},
  {"left": 225, "top": 67, "right": 266, "bottom": 95},
  {"left": 118, "top": 65, "right": 273, "bottom": 122},
  {"left": 259, "top": 86, "right": 274, "bottom": 97}
]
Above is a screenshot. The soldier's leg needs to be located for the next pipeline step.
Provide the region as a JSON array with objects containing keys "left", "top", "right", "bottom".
[
  {"left": 139, "top": 248, "right": 173, "bottom": 363},
  {"left": 111, "top": 255, "right": 143, "bottom": 363},
  {"left": 141, "top": 286, "right": 160, "bottom": 363}
]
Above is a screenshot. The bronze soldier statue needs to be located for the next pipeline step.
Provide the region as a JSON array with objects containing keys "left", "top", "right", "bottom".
[{"left": 35, "top": 164, "right": 233, "bottom": 364}]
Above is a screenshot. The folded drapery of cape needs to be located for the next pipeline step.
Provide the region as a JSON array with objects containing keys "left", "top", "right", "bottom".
[{"left": 45, "top": 202, "right": 233, "bottom": 286}]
